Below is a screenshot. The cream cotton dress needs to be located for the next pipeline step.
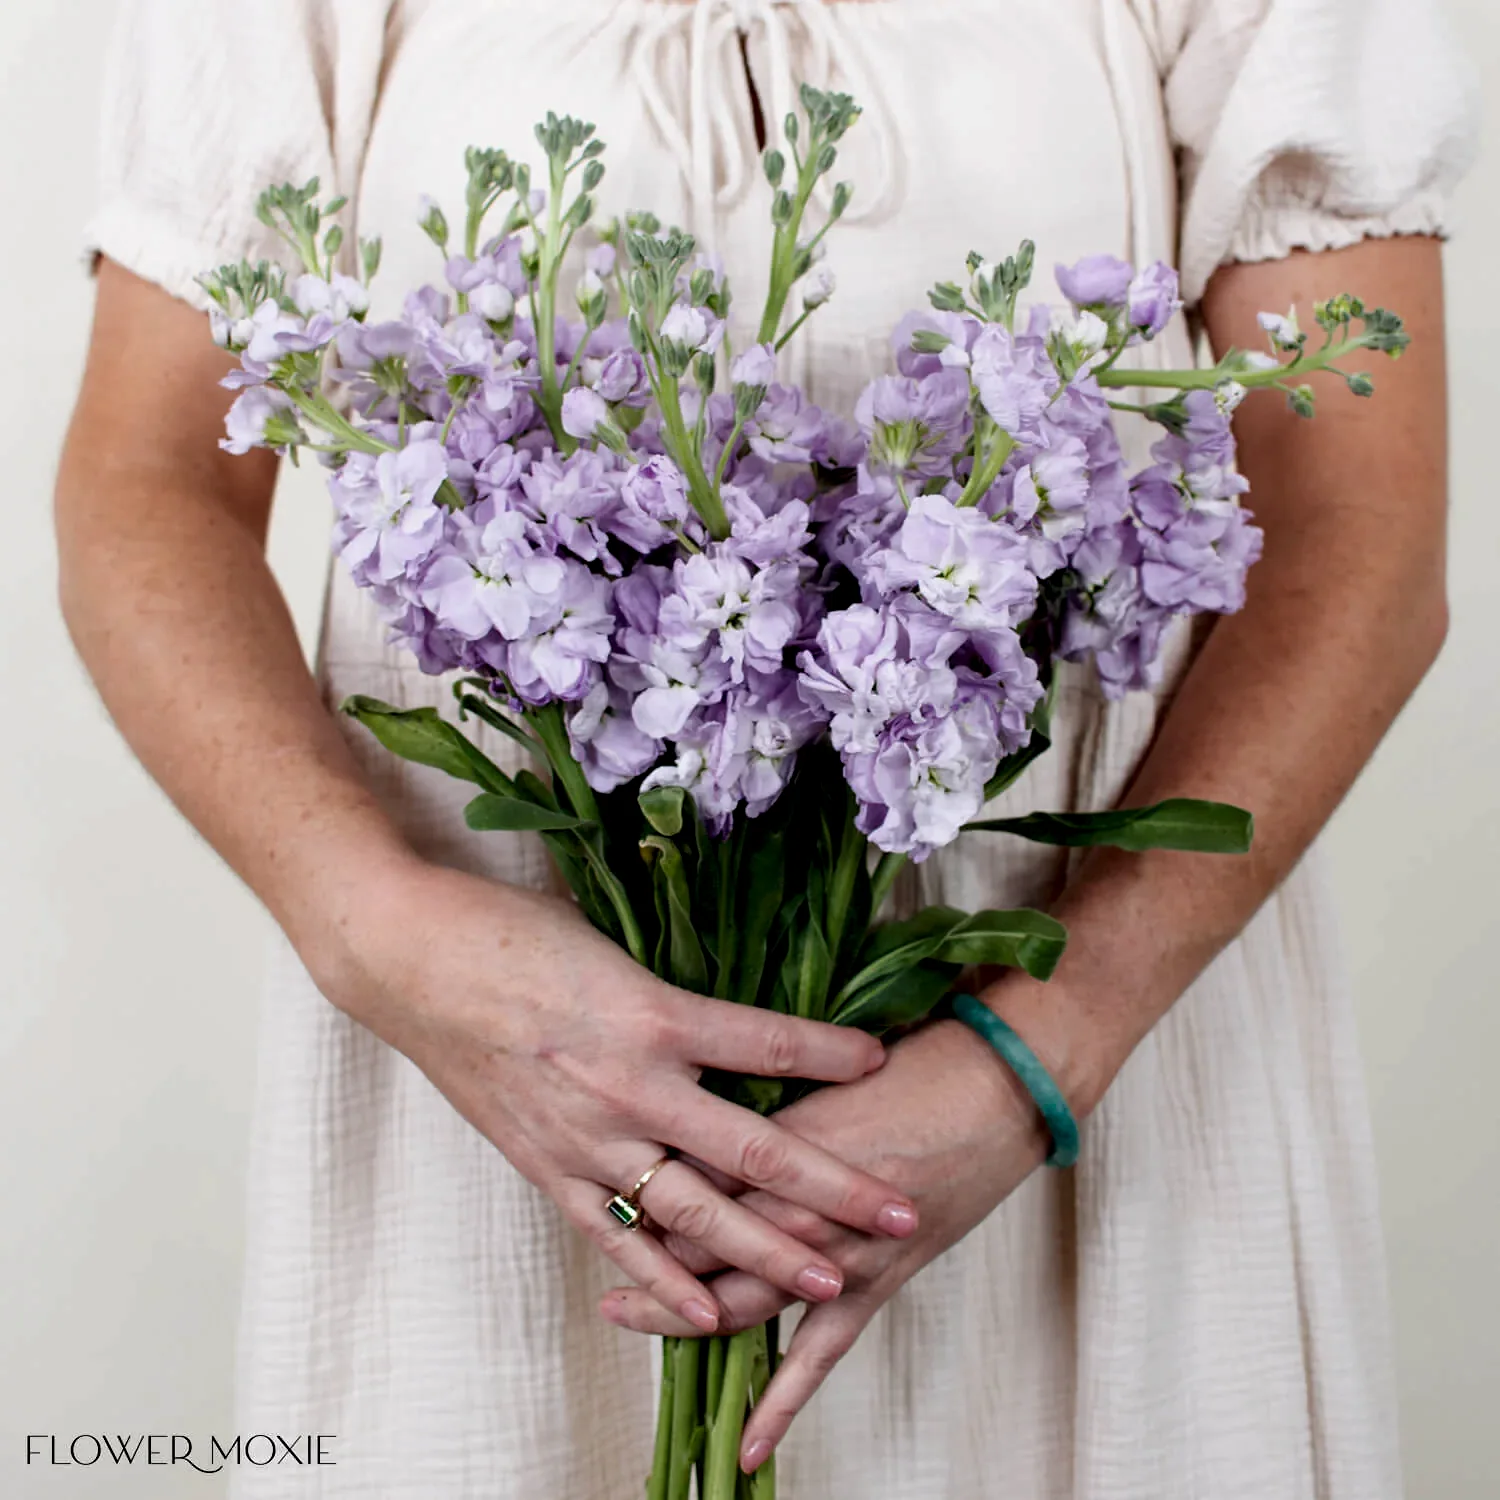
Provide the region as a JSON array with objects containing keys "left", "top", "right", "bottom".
[{"left": 87, "top": 2, "right": 1476, "bottom": 1496}]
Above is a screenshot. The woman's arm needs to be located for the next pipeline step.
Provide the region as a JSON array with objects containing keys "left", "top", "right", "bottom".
[
  {"left": 58, "top": 261, "right": 925, "bottom": 1327},
  {"left": 995, "top": 232, "right": 1449, "bottom": 1111},
  {"left": 602, "top": 234, "right": 1451, "bottom": 1467}
]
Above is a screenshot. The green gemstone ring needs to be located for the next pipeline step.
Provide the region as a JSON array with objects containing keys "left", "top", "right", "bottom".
[{"left": 605, "top": 1154, "right": 673, "bottom": 1230}]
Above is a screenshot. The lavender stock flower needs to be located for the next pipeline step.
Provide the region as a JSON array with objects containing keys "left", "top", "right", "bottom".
[
  {"left": 1127, "top": 261, "right": 1181, "bottom": 340},
  {"left": 1056, "top": 254, "right": 1134, "bottom": 308},
  {"left": 969, "top": 325, "right": 1059, "bottom": 444}
]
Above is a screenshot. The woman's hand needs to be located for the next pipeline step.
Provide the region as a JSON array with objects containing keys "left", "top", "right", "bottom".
[
  {"left": 596, "top": 1005, "right": 1056, "bottom": 1469},
  {"left": 296, "top": 848, "right": 921, "bottom": 1336}
]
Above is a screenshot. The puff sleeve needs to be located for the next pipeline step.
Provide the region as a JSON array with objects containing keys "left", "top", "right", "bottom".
[
  {"left": 84, "top": 0, "right": 394, "bottom": 311},
  {"left": 1129, "top": 0, "right": 1479, "bottom": 303}
]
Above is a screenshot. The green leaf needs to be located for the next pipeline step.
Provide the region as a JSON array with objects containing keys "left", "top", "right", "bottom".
[
  {"left": 641, "top": 835, "right": 709, "bottom": 993},
  {"left": 935, "top": 908, "right": 1069, "bottom": 980},
  {"left": 831, "top": 960, "right": 959, "bottom": 1033},
  {"left": 968, "top": 797, "right": 1253, "bottom": 854},
  {"left": 454, "top": 685, "right": 544, "bottom": 758},
  {"left": 794, "top": 917, "right": 833, "bottom": 1021},
  {"left": 463, "top": 793, "right": 596, "bottom": 833},
  {"left": 835, "top": 904, "right": 1067, "bottom": 999},
  {"left": 513, "top": 768, "right": 559, "bottom": 809},
  {"left": 639, "top": 784, "right": 687, "bottom": 838},
  {"left": 730, "top": 826, "right": 787, "bottom": 1007},
  {"left": 342, "top": 696, "right": 512, "bottom": 793}
]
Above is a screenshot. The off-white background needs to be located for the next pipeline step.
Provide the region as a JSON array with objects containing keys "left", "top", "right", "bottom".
[{"left": 0, "top": 2, "right": 1494, "bottom": 1495}]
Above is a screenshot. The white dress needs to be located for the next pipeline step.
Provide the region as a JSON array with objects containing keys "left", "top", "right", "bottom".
[{"left": 87, "top": 2, "right": 1477, "bottom": 1496}]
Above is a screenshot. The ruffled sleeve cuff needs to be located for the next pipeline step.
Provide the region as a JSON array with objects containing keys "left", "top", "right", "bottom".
[
  {"left": 1224, "top": 182, "right": 1455, "bottom": 272},
  {"left": 83, "top": 198, "right": 255, "bottom": 314}
]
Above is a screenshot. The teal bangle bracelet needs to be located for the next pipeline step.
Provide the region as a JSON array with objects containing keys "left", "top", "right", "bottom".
[{"left": 950, "top": 994, "right": 1080, "bottom": 1169}]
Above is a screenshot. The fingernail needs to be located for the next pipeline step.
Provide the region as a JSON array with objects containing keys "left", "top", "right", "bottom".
[
  {"left": 742, "top": 1438, "right": 771, "bottom": 1472},
  {"left": 797, "top": 1265, "right": 843, "bottom": 1300},
  {"left": 684, "top": 1298, "right": 720, "bottom": 1333},
  {"left": 599, "top": 1296, "right": 624, "bottom": 1324},
  {"left": 877, "top": 1202, "right": 917, "bottom": 1236}
]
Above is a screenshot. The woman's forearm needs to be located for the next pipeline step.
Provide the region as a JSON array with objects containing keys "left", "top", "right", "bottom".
[
  {"left": 57, "top": 262, "right": 415, "bottom": 967},
  {"left": 981, "top": 237, "right": 1451, "bottom": 1112}
]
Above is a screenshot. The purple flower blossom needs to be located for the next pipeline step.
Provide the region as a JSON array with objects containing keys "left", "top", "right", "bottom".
[
  {"left": 561, "top": 386, "right": 608, "bottom": 440},
  {"left": 854, "top": 369, "right": 971, "bottom": 476},
  {"left": 1127, "top": 261, "right": 1181, "bottom": 340},
  {"left": 745, "top": 385, "right": 828, "bottom": 463},
  {"left": 845, "top": 690, "right": 999, "bottom": 860},
  {"left": 331, "top": 441, "right": 450, "bottom": 586},
  {"left": 1056, "top": 254, "right": 1134, "bottom": 308},
  {"left": 419, "top": 509, "right": 567, "bottom": 641},
  {"left": 568, "top": 680, "right": 662, "bottom": 792},
  {"left": 660, "top": 304, "right": 724, "bottom": 356},
  {"left": 291, "top": 273, "right": 370, "bottom": 322},
  {"left": 865, "top": 493, "right": 1037, "bottom": 632},
  {"left": 593, "top": 347, "right": 647, "bottom": 404},
  {"left": 612, "top": 455, "right": 693, "bottom": 552},
  {"left": 891, "top": 309, "right": 981, "bottom": 377},
  {"left": 732, "top": 343, "right": 778, "bottom": 389},
  {"left": 518, "top": 448, "right": 622, "bottom": 570},
  {"left": 506, "top": 563, "right": 615, "bottom": 704},
  {"left": 969, "top": 326, "right": 1059, "bottom": 443},
  {"left": 221, "top": 386, "right": 293, "bottom": 455}
]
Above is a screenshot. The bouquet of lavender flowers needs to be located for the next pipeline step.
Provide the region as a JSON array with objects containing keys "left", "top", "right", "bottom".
[{"left": 202, "top": 85, "right": 1406, "bottom": 1499}]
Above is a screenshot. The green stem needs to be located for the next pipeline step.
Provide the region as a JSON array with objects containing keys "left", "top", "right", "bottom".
[
  {"left": 1095, "top": 334, "right": 1369, "bottom": 391},
  {"left": 714, "top": 413, "right": 749, "bottom": 489},
  {"left": 774, "top": 304, "right": 814, "bottom": 353},
  {"left": 746, "top": 1324, "right": 776, "bottom": 1499},
  {"left": 657, "top": 374, "right": 730, "bottom": 539},
  {"left": 757, "top": 157, "right": 819, "bottom": 346},
  {"left": 647, "top": 1338, "right": 675, "bottom": 1500},
  {"left": 529, "top": 157, "right": 569, "bottom": 442},
  {"left": 525, "top": 705, "right": 649, "bottom": 965},
  {"left": 703, "top": 1328, "right": 756, "bottom": 1500},
  {"left": 667, "top": 1337, "right": 702, "bottom": 1500},
  {"left": 956, "top": 421, "right": 1016, "bottom": 508},
  {"left": 284, "top": 387, "right": 389, "bottom": 455}
]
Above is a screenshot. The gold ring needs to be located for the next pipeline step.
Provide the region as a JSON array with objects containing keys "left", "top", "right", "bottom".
[{"left": 605, "top": 1154, "right": 673, "bottom": 1230}]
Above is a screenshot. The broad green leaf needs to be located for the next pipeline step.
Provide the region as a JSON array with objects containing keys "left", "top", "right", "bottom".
[
  {"left": 855, "top": 905, "right": 967, "bottom": 968},
  {"left": 831, "top": 961, "right": 960, "bottom": 1033},
  {"left": 639, "top": 784, "right": 687, "bottom": 838},
  {"left": 832, "top": 907, "right": 967, "bottom": 1005},
  {"left": 937, "top": 908, "right": 1069, "bottom": 981},
  {"left": 968, "top": 797, "right": 1253, "bottom": 855},
  {"left": 464, "top": 793, "right": 596, "bottom": 833},
  {"left": 835, "top": 904, "right": 1067, "bottom": 999},
  {"left": 342, "top": 696, "right": 511, "bottom": 793},
  {"left": 641, "top": 835, "right": 709, "bottom": 993},
  {"left": 514, "top": 768, "right": 559, "bottom": 809}
]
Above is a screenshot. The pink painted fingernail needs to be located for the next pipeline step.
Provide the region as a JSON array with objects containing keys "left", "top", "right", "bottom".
[
  {"left": 684, "top": 1298, "right": 720, "bottom": 1332},
  {"left": 877, "top": 1202, "right": 917, "bottom": 1236},
  {"left": 797, "top": 1266, "right": 843, "bottom": 1300},
  {"left": 742, "top": 1439, "right": 771, "bottom": 1473}
]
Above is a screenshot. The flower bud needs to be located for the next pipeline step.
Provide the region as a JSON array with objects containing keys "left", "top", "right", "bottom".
[{"left": 802, "top": 265, "right": 836, "bottom": 310}]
